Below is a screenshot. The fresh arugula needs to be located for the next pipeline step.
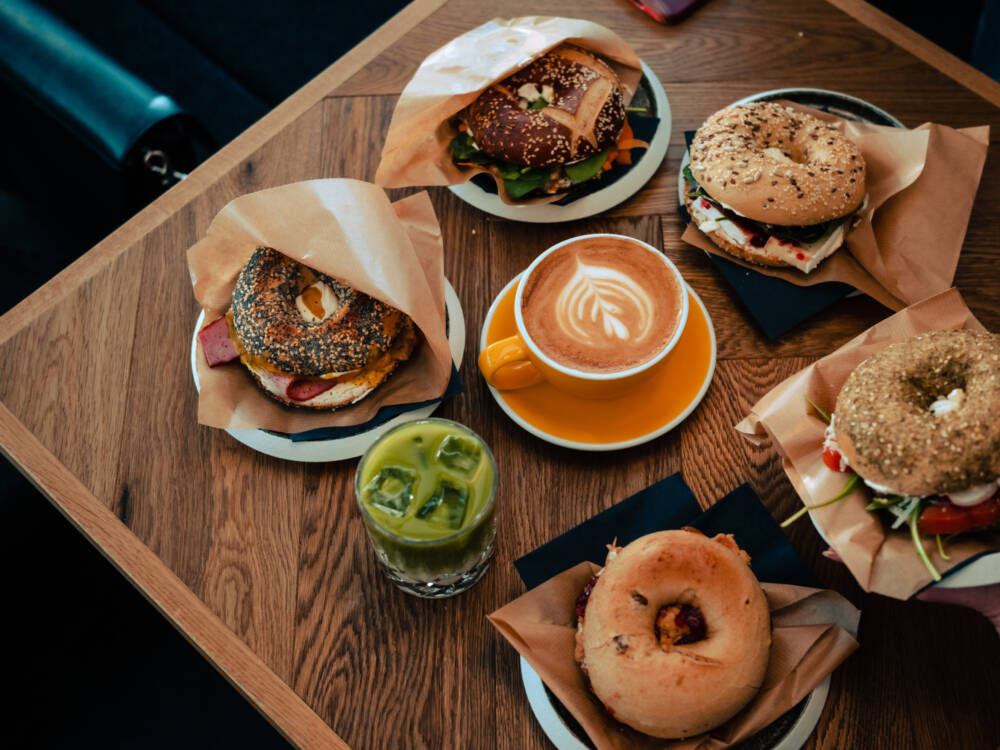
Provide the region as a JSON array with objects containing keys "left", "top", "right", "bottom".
[{"left": 528, "top": 97, "right": 548, "bottom": 111}]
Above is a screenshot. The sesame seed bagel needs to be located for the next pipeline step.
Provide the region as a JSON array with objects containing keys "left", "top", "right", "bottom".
[
  {"left": 465, "top": 44, "right": 625, "bottom": 167},
  {"left": 231, "top": 247, "right": 408, "bottom": 377},
  {"left": 577, "top": 529, "right": 770, "bottom": 739},
  {"left": 689, "top": 102, "right": 866, "bottom": 226},
  {"left": 834, "top": 330, "right": 1000, "bottom": 497}
]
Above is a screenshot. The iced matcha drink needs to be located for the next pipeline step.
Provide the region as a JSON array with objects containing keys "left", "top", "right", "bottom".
[{"left": 355, "top": 418, "right": 497, "bottom": 598}]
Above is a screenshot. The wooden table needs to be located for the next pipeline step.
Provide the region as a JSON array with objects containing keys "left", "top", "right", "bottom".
[{"left": 2, "top": 1, "right": 998, "bottom": 748}]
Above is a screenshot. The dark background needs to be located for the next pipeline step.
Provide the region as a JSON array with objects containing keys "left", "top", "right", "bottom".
[{"left": 1, "top": 1, "right": 996, "bottom": 747}]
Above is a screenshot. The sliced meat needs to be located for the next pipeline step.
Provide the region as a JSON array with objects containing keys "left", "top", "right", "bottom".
[
  {"left": 198, "top": 316, "right": 239, "bottom": 366},
  {"left": 286, "top": 378, "right": 336, "bottom": 402}
]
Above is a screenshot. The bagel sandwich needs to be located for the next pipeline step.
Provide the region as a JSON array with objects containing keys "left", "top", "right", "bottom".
[
  {"left": 449, "top": 44, "right": 647, "bottom": 200},
  {"left": 684, "top": 101, "right": 867, "bottom": 273},
  {"left": 197, "top": 247, "right": 418, "bottom": 410},
  {"left": 809, "top": 330, "right": 1000, "bottom": 579},
  {"left": 574, "top": 529, "right": 770, "bottom": 739}
]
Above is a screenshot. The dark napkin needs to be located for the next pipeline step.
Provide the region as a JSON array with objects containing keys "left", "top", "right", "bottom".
[
  {"left": 278, "top": 365, "right": 464, "bottom": 442},
  {"left": 515, "top": 473, "right": 820, "bottom": 589},
  {"left": 468, "top": 113, "right": 660, "bottom": 206},
  {"left": 679, "top": 130, "right": 853, "bottom": 340}
]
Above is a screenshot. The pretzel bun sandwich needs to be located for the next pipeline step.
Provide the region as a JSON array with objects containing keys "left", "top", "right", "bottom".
[
  {"left": 197, "top": 247, "right": 417, "bottom": 410},
  {"left": 574, "top": 529, "right": 771, "bottom": 739},
  {"left": 684, "top": 101, "right": 867, "bottom": 273},
  {"left": 450, "top": 44, "right": 646, "bottom": 200},
  {"left": 800, "top": 330, "right": 1000, "bottom": 580}
]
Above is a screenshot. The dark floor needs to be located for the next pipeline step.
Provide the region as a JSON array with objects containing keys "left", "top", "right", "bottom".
[{"left": 1, "top": 1, "right": 997, "bottom": 748}]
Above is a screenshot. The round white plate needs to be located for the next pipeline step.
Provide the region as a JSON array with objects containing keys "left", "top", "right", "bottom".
[
  {"left": 191, "top": 280, "right": 465, "bottom": 462},
  {"left": 448, "top": 60, "right": 671, "bottom": 223},
  {"left": 520, "top": 657, "right": 830, "bottom": 750},
  {"left": 808, "top": 516, "right": 1000, "bottom": 591},
  {"left": 479, "top": 274, "right": 716, "bottom": 452}
]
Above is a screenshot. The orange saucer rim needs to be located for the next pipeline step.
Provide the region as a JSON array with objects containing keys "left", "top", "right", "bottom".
[{"left": 478, "top": 274, "right": 717, "bottom": 451}]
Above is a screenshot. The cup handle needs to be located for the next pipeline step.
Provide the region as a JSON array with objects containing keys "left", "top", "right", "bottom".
[{"left": 478, "top": 335, "right": 544, "bottom": 390}]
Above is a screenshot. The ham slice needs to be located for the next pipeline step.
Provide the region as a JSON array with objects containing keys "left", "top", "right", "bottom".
[
  {"left": 198, "top": 317, "right": 239, "bottom": 366},
  {"left": 286, "top": 378, "right": 336, "bottom": 402}
]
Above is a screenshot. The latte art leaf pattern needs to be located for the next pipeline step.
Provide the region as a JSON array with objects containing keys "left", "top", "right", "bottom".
[{"left": 556, "top": 259, "right": 655, "bottom": 347}]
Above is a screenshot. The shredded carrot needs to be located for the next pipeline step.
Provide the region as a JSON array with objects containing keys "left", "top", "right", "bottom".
[
  {"left": 615, "top": 150, "right": 632, "bottom": 166},
  {"left": 620, "top": 119, "right": 635, "bottom": 141},
  {"left": 601, "top": 148, "right": 619, "bottom": 171},
  {"left": 458, "top": 123, "right": 467, "bottom": 132}
]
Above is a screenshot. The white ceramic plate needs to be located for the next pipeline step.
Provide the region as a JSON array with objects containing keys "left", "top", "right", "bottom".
[
  {"left": 191, "top": 280, "right": 465, "bottom": 462},
  {"left": 520, "top": 657, "right": 831, "bottom": 750},
  {"left": 479, "top": 274, "right": 716, "bottom": 452},
  {"left": 448, "top": 60, "right": 671, "bottom": 223}
]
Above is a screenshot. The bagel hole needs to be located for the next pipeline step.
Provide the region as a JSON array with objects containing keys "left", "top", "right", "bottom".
[
  {"left": 906, "top": 363, "right": 967, "bottom": 412},
  {"left": 654, "top": 604, "right": 706, "bottom": 650}
]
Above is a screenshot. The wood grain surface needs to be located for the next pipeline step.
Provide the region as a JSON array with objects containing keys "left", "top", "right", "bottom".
[{"left": 1, "top": 1, "right": 998, "bottom": 749}]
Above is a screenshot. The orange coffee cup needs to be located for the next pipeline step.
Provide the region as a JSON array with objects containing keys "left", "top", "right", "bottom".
[{"left": 478, "top": 234, "right": 689, "bottom": 399}]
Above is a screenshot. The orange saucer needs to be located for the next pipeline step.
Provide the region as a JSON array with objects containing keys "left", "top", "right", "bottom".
[{"left": 480, "top": 275, "right": 716, "bottom": 450}]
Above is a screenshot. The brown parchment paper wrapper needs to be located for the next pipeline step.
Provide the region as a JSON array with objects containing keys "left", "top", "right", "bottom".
[
  {"left": 488, "top": 562, "right": 859, "bottom": 750},
  {"left": 682, "top": 102, "right": 989, "bottom": 310},
  {"left": 736, "top": 288, "right": 999, "bottom": 599},
  {"left": 188, "top": 179, "right": 451, "bottom": 432},
  {"left": 374, "top": 16, "right": 643, "bottom": 204}
]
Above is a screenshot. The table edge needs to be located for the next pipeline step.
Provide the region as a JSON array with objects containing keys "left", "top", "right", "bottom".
[{"left": 0, "top": 402, "right": 349, "bottom": 750}]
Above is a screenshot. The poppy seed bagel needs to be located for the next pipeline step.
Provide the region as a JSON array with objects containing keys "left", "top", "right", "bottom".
[
  {"left": 465, "top": 44, "right": 625, "bottom": 167},
  {"left": 231, "top": 247, "right": 408, "bottom": 377},
  {"left": 834, "top": 330, "right": 1000, "bottom": 497}
]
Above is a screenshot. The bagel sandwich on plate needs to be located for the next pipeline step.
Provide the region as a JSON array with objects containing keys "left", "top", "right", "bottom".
[
  {"left": 574, "top": 529, "right": 771, "bottom": 739},
  {"left": 684, "top": 101, "right": 867, "bottom": 274},
  {"left": 449, "top": 44, "right": 647, "bottom": 200},
  {"left": 197, "top": 247, "right": 417, "bottom": 410},
  {"left": 798, "top": 330, "right": 1000, "bottom": 580}
]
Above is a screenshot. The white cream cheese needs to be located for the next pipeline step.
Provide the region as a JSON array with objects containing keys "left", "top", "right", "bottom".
[
  {"left": 946, "top": 481, "right": 1000, "bottom": 507},
  {"left": 295, "top": 281, "right": 340, "bottom": 323},
  {"left": 688, "top": 197, "right": 845, "bottom": 273},
  {"left": 930, "top": 388, "right": 965, "bottom": 416}
]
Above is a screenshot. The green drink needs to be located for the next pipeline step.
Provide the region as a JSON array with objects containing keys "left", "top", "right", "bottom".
[{"left": 355, "top": 418, "right": 497, "bottom": 598}]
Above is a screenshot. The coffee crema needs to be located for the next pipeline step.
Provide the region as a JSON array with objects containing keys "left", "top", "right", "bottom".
[{"left": 520, "top": 237, "right": 684, "bottom": 373}]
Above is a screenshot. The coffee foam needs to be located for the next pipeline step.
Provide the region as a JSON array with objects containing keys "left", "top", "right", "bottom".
[{"left": 521, "top": 238, "right": 683, "bottom": 373}]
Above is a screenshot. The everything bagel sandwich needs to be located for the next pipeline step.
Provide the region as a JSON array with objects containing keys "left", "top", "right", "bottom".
[
  {"left": 449, "top": 44, "right": 646, "bottom": 200},
  {"left": 684, "top": 101, "right": 867, "bottom": 273},
  {"left": 574, "top": 529, "right": 770, "bottom": 739},
  {"left": 197, "top": 247, "right": 417, "bottom": 410},
  {"left": 800, "top": 330, "right": 1000, "bottom": 580}
]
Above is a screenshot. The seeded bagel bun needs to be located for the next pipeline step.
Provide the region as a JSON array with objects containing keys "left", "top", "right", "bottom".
[
  {"left": 689, "top": 102, "right": 866, "bottom": 226},
  {"left": 465, "top": 44, "right": 625, "bottom": 168},
  {"left": 834, "top": 330, "right": 1000, "bottom": 497}
]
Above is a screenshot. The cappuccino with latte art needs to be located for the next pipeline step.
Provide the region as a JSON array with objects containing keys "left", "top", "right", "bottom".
[{"left": 521, "top": 236, "right": 685, "bottom": 373}]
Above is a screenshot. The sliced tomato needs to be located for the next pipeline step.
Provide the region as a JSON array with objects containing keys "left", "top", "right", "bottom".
[
  {"left": 822, "top": 446, "right": 848, "bottom": 472},
  {"left": 919, "top": 503, "right": 974, "bottom": 535},
  {"left": 969, "top": 495, "right": 1000, "bottom": 528}
]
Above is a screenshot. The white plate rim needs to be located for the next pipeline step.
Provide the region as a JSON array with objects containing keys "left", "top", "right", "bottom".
[
  {"left": 190, "top": 280, "right": 465, "bottom": 462},
  {"left": 519, "top": 656, "right": 830, "bottom": 750},
  {"left": 447, "top": 59, "right": 671, "bottom": 223},
  {"left": 478, "top": 274, "right": 716, "bottom": 452}
]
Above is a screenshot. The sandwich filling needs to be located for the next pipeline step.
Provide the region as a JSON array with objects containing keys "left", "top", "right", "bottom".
[{"left": 683, "top": 164, "right": 861, "bottom": 273}]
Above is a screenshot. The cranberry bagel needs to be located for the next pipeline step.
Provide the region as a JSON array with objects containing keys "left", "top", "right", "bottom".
[{"left": 575, "top": 529, "right": 770, "bottom": 739}]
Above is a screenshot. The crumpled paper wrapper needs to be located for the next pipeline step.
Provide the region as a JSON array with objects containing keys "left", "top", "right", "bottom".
[
  {"left": 736, "top": 288, "right": 1000, "bottom": 599},
  {"left": 682, "top": 102, "right": 989, "bottom": 310},
  {"left": 488, "top": 561, "right": 859, "bottom": 750},
  {"left": 188, "top": 179, "right": 452, "bottom": 432},
  {"left": 374, "top": 16, "right": 643, "bottom": 204}
]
